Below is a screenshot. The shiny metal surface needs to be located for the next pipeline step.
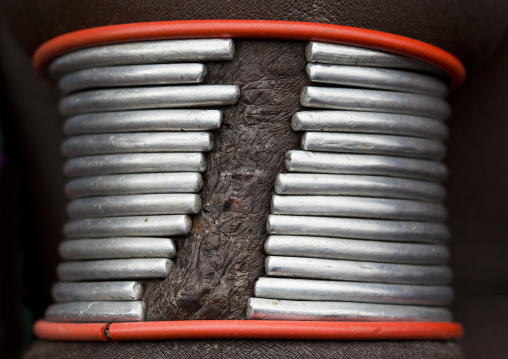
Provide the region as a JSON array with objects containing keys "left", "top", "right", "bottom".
[
  {"left": 301, "top": 86, "right": 451, "bottom": 120},
  {"left": 307, "top": 64, "right": 447, "bottom": 97},
  {"left": 292, "top": 111, "right": 449, "bottom": 140},
  {"left": 285, "top": 150, "right": 448, "bottom": 182},
  {"left": 267, "top": 215, "right": 449, "bottom": 243},
  {"left": 60, "top": 85, "right": 241, "bottom": 115},
  {"left": 65, "top": 173, "right": 203, "bottom": 198},
  {"left": 265, "top": 235, "right": 449, "bottom": 264},
  {"left": 62, "top": 132, "right": 213, "bottom": 157},
  {"left": 271, "top": 195, "right": 446, "bottom": 222},
  {"left": 45, "top": 301, "right": 145, "bottom": 322},
  {"left": 58, "top": 237, "right": 176, "bottom": 260},
  {"left": 49, "top": 39, "right": 235, "bottom": 77},
  {"left": 64, "top": 109, "right": 222, "bottom": 135},
  {"left": 57, "top": 258, "right": 173, "bottom": 281},
  {"left": 274, "top": 173, "right": 446, "bottom": 202},
  {"left": 67, "top": 194, "right": 201, "bottom": 218},
  {"left": 265, "top": 256, "right": 452, "bottom": 284},
  {"left": 305, "top": 42, "right": 443, "bottom": 74},
  {"left": 246, "top": 298, "right": 452, "bottom": 322},
  {"left": 301, "top": 132, "right": 445, "bottom": 160},
  {"left": 64, "top": 153, "right": 206, "bottom": 177},
  {"left": 254, "top": 277, "right": 453, "bottom": 306},
  {"left": 63, "top": 215, "right": 192, "bottom": 238},
  {"left": 52, "top": 281, "right": 144, "bottom": 302},
  {"left": 60, "top": 63, "right": 207, "bottom": 93}
]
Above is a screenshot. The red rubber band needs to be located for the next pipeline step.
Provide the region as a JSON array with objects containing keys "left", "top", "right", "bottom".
[
  {"left": 32, "top": 20, "right": 466, "bottom": 90},
  {"left": 33, "top": 319, "right": 110, "bottom": 341},
  {"left": 34, "top": 320, "right": 463, "bottom": 341}
]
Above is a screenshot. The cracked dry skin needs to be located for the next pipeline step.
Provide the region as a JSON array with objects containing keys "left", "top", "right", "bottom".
[{"left": 143, "top": 40, "right": 306, "bottom": 320}]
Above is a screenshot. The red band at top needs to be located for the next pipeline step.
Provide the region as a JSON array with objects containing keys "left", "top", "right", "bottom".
[{"left": 32, "top": 20, "right": 466, "bottom": 89}]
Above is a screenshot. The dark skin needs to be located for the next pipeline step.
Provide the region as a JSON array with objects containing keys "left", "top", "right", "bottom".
[{"left": 0, "top": 1, "right": 507, "bottom": 358}]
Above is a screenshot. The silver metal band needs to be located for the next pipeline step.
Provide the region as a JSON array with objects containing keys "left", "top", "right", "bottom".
[
  {"left": 63, "top": 215, "right": 192, "bottom": 238},
  {"left": 264, "top": 235, "right": 449, "bottom": 264},
  {"left": 306, "top": 64, "right": 447, "bottom": 97},
  {"left": 301, "top": 132, "right": 446, "bottom": 160},
  {"left": 64, "top": 109, "right": 222, "bottom": 135},
  {"left": 271, "top": 195, "right": 446, "bottom": 222},
  {"left": 267, "top": 215, "right": 449, "bottom": 243},
  {"left": 57, "top": 258, "right": 173, "bottom": 281},
  {"left": 65, "top": 173, "right": 203, "bottom": 198},
  {"left": 265, "top": 256, "right": 452, "bottom": 285},
  {"left": 52, "top": 281, "right": 144, "bottom": 302},
  {"left": 305, "top": 42, "right": 444, "bottom": 75},
  {"left": 274, "top": 173, "right": 446, "bottom": 202},
  {"left": 247, "top": 298, "right": 452, "bottom": 322},
  {"left": 62, "top": 132, "right": 214, "bottom": 157},
  {"left": 285, "top": 150, "right": 448, "bottom": 181},
  {"left": 60, "top": 85, "right": 241, "bottom": 115},
  {"left": 64, "top": 153, "right": 206, "bottom": 177},
  {"left": 58, "top": 237, "right": 176, "bottom": 260},
  {"left": 49, "top": 38, "right": 235, "bottom": 77},
  {"left": 45, "top": 301, "right": 145, "bottom": 322},
  {"left": 254, "top": 277, "right": 453, "bottom": 306},
  {"left": 292, "top": 111, "right": 449, "bottom": 140}
]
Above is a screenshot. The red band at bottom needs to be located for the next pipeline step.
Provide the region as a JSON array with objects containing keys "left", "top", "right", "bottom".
[{"left": 34, "top": 320, "right": 463, "bottom": 342}]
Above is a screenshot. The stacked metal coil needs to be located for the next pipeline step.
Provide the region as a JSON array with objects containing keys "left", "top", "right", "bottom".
[
  {"left": 45, "top": 39, "right": 240, "bottom": 322},
  {"left": 249, "top": 41, "right": 453, "bottom": 322}
]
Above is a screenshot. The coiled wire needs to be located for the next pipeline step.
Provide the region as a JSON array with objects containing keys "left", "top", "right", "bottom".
[
  {"left": 45, "top": 38, "right": 240, "bottom": 323},
  {"left": 249, "top": 41, "right": 454, "bottom": 322}
]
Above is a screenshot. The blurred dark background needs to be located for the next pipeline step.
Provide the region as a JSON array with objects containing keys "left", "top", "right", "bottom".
[{"left": 0, "top": 3, "right": 507, "bottom": 357}]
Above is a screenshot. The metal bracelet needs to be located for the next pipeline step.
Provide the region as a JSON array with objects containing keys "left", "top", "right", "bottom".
[
  {"left": 58, "top": 238, "right": 176, "bottom": 260},
  {"left": 274, "top": 173, "right": 446, "bottom": 202},
  {"left": 64, "top": 109, "right": 222, "bottom": 135},
  {"left": 49, "top": 38, "right": 235, "bottom": 77},
  {"left": 247, "top": 298, "right": 452, "bottom": 322},
  {"left": 64, "top": 153, "right": 207, "bottom": 177},
  {"left": 271, "top": 195, "right": 446, "bottom": 222},
  {"left": 265, "top": 256, "right": 452, "bottom": 284},
  {"left": 264, "top": 235, "right": 449, "bottom": 264},
  {"left": 292, "top": 111, "right": 449, "bottom": 140},
  {"left": 254, "top": 277, "right": 453, "bottom": 306},
  {"left": 59, "top": 63, "right": 207, "bottom": 93},
  {"left": 52, "top": 281, "right": 144, "bottom": 302},
  {"left": 45, "top": 301, "right": 146, "bottom": 322},
  {"left": 57, "top": 258, "right": 173, "bottom": 281}
]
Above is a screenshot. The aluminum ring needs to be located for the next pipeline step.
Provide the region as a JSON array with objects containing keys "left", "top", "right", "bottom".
[
  {"left": 247, "top": 298, "right": 452, "bottom": 322},
  {"left": 63, "top": 109, "right": 222, "bottom": 135},
  {"left": 60, "top": 85, "right": 240, "bottom": 115},
  {"left": 301, "top": 132, "right": 446, "bottom": 160},
  {"left": 265, "top": 256, "right": 452, "bottom": 285},
  {"left": 67, "top": 194, "right": 201, "bottom": 218},
  {"left": 292, "top": 111, "right": 449, "bottom": 140},
  {"left": 254, "top": 277, "right": 453, "bottom": 306},
  {"left": 45, "top": 301, "right": 145, "bottom": 323},
  {"left": 52, "top": 281, "right": 144, "bottom": 302},
  {"left": 301, "top": 86, "right": 451, "bottom": 120},
  {"left": 264, "top": 235, "right": 449, "bottom": 264},
  {"left": 59, "top": 237, "right": 176, "bottom": 260},
  {"left": 63, "top": 153, "right": 206, "bottom": 177},
  {"left": 285, "top": 150, "right": 448, "bottom": 182},
  {"left": 57, "top": 258, "right": 173, "bottom": 281},
  {"left": 274, "top": 173, "right": 446, "bottom": 202},
  {"left": 271, "top": 195, "right": 446, "bottom": 222},
  {"left": 305, "top": 42, "right": 444, "bottom": 75},
  {"left": 49, "top": 38, "right": 234, "bottom": 78},
  {"left": 267, "top": 215, "right": 449, "bottom": 243},
  {"left": 62, "top": 132, "right": 214, "bottom": 157},
  {"left": 307, "top": 64, "right": 447, "bottom": 97},
  {"left": 63, "top": 215, "right": 192, "bottom": 238},
  {"left": 65, "top": 173, "right": 203, "bottom": 198}
]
